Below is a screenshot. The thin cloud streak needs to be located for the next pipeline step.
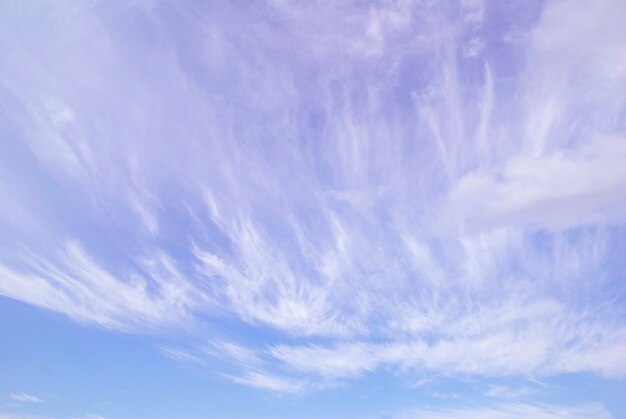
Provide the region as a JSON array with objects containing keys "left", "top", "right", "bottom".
[
  {"left": 9, "top": 394, "right": 41, "bottom": 404},
  {"left": 396, "top": 402, "right": 612, "bottom": 419}
]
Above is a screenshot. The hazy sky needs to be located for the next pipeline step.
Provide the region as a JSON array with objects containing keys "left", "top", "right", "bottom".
[{"left": 1, "top": 1, "right": 626, "bottom": 418}]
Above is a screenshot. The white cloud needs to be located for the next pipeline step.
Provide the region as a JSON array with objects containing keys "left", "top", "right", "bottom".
[
  {"left": 0, "top": 242, "right": 204, "bottom": 331},
  {"left": 464, "top": 37, "right": 485, "bottom": 58},
  {"left": 9, "top": 394, "right": 41, "bottom": 403},
  {"left": 461, "top": 0, "right": 485, "bottom": 25},
  {"left": 0, "top": 414, "right": 51, "bottom": 419},
  {"left": 203, "top": 340, "right": 263, "bottom": 368},
  {"left": 444, "top": 135, "right": 626, "bottom": 232},
  {"left": 193, "top": 221, "right": 349, "bottom": 337},
  {"left": 266, "top": 302, "right": 626, "bottom": 380},
  {"left": 484, "top": 385, "right": 534, "bottom": 399},
  {"left": 269, "top": 343, "right": 383, "bottom": 379},
  {"left": 397, "top": 402, "right": 612, "bottom": 419},
  {"left": 159, "top": 347, "right": 203, "bottom": 364},
  {"left": 532, "top": 0, "right": 626, "bottom": 81},
  {"left": 0, "top": 0, "right": 625, "bottom": 405},
  {"left": 225, "top": 371, "right": 305, "bottom": 394}
]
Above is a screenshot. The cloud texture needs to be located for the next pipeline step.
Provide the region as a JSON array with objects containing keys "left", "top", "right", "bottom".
[{"left": 1, "top": 0, "right": 626, "bottom": 406}]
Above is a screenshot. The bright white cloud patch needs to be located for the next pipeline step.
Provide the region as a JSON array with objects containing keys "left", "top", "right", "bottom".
[{"left": 0, "top": 0, "right": 625, "bottom": 416}]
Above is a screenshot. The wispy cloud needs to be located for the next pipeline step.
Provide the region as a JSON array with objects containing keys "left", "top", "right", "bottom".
[
  {"left": 396, "top": 402, "right": 612, "bottom": 419},
  {"left": 484, "top": 385, "right": 534, "bottom": 399},
  {"left": 159, "top": 346, "right": 203, "bottom": 365},
  {"left": 1, "top": 0, "right": 625, "bottom": 410},
  {"left": 0, "top": 414, "right": 51, "bottom": 419},
  {"left": 9, "top": 394, "right": 41, "bottom": 403},
  {"left": 225, "top": 371, "right": 305, "bottom": 395},
  {"left": 0, "top": 242, "right": 204, "bottom": 331}
]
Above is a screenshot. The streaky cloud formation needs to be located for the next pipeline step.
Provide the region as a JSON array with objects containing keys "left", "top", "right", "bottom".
[
  {"left": 397, "top": 401, "right": 612, "bottom": 419},
  {"left": 1, "top": 0, "right": 626, "bottom": 417}
]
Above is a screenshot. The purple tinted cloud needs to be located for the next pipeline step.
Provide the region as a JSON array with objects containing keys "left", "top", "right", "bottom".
[{"left": 1, "top": 0, "right": 626, "bottom": 409}]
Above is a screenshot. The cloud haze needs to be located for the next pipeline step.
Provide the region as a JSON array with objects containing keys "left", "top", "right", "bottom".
[{"left": 1, "top": 0, "right": 625, "bottom": 416}]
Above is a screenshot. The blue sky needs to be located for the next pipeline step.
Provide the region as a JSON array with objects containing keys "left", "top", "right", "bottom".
[{"left": 1, "top": 0, "right": 626, "bottom": 418}]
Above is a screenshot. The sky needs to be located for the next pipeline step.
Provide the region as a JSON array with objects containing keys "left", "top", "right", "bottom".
[{"left": 1, "top": 0, "right": 626, "bottom": 418}]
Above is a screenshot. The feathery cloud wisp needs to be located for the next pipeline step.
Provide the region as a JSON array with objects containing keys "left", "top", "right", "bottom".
[{"left": 0, "top": 0, "right": 625, "bottom": 410}]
